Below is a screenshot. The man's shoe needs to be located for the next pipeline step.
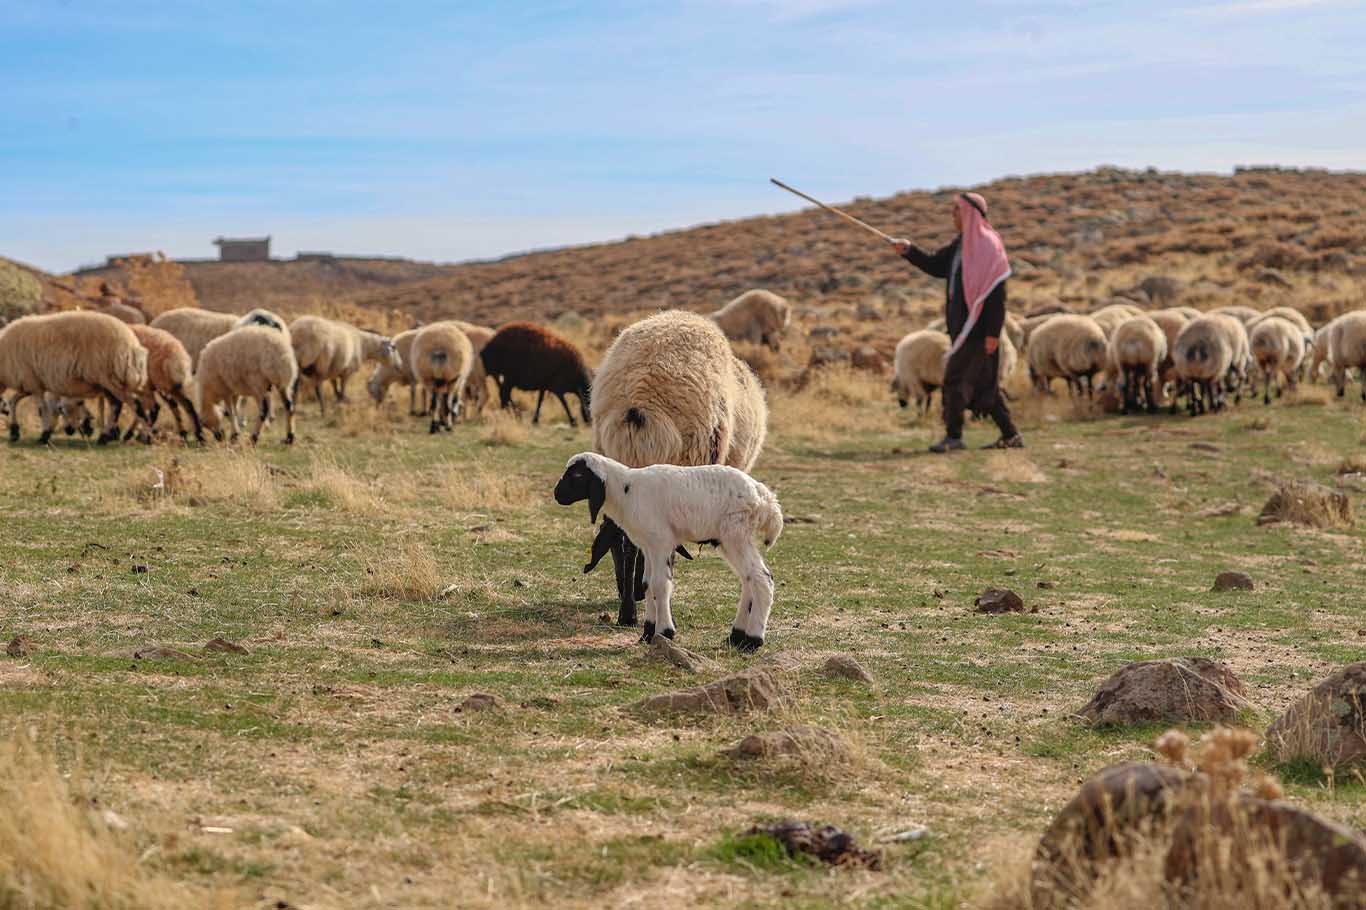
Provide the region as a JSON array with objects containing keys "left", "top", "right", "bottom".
[
  {"left": 928, "top": 436, "right": 966, "bottom": 453},
  {"left": 982, "top": 434, "right": 1025, "bottom": 449}
]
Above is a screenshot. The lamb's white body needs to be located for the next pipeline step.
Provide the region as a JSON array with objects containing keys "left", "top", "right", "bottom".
[{"left": 567, "top": 452, "right": 783, "bottom": 648}]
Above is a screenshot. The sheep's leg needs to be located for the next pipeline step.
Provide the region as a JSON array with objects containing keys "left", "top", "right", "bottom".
[
  {"left": 37, "top": 395, "right": 56, "bottom": 445},
  {"left": 225, "top": 397, "right": 241, "bottom": 443},
  {"left": 251, "top": 395, "right": 271, "bottom": 444},
  {"left": 554, "top": 392, "right": 577, "bottom": 427},
  {"left": 639, "top": 550, "right": 658, "bottom": 642},
  {"left": 97, "top": 391, "right": 123, "bottom": 444},
  {"left": 614, "top": 534, "right": 639, "bottom": 627},
  {"left": 279, "top": 387, "right": 296, "bottom": 445},
  {"left": 5, "top": 391, "right": 27, "bottom": 442},
  {"left": 444, "top": 390, "right": 457, "bottom": 430},
  {"left": 334, "top": 375, "right": 349, "bottom": 404},
  {"left": 532, "top": 390, "right": 545, "bottom": 424},
  {"left": 650, "top": 549, "right": 678, "bottom": 642},
  {"left": 178, "top": 389, "right": 205, "bottom": 443},
  {"left": 162, "top": 392, "right": 186, "bottom": 438},
  {"left": 720, "top": 540, "right": 770, "bottom": 652},
  {"left": 313, "top": 378, "right": 326, "bottom": 416},
  {"left": 408, "top": 383, "right": 418, "bottom": 416}
]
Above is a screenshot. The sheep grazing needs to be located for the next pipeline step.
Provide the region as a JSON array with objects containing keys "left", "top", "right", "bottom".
[
  {"left": 126, "top": 324, "right": 203, "bottom": 442},
  {"left": 1327, "top": 311, "right": 1366, "bottom": 400},
  {"left": 149, "top": 308, "right": 239, "bottom": 371},
  {"left": 409, "top": 322, "right": 474, "bottom": 433},
  {"left": 1027, "top": 314, "right": 1108, "bottom": 397},
  {"left": 367, "top": 327, "right": 421, "bottom": 413},
  {"left": 0, "top": 312, "right": 148, "bottom": 444},
  {"left": 1249, "top": 316, "right": 1306, "bottom": 405},
  {"left": 480, "top": 322, "right": 592, "bottom": 425},
  {"left": 94, "top": 300, "right": 147, "bottom": 325},
  {"left": 589, "top": 310, "right": 769, "bottom": 627},
  {"left": 891, "top": 330, "right": 948, "bottom": 415},
  {"left": 1002, "top": 313, "right": 1026, "bottom": 354},
  {"left": 448, "top": 320, "right": 495, "bottom": 417},
  {"left": 554, "top": 453, "right": 783, "bottom": 651},
  {"left": 710, "top": 289, "right": 792, "bottom": 352},
  {"left": 1211, "top": 305, "right": 1261, "bottom": 325},
  {"left": 1248, "top": 306, "right": 1312, "bottom": 337},
  {"left": 237, "top": 308, "right": 290, "bottom": 336},
  {"left": 1308, "top": 320, "right": 1337, "bottom": 382},
  {"left": 289, "top": 316, "right": 399, "bottom": 415},
  {"left": 195, "top": 326, "right": 298, "bottom": 444},
  {"left": 1172, "top": 313, "right": 1248, "bottom": 415},
  {"left": 1090, "top": 303, "right": 1145, "bottom": 340},
  {"left": 1108, "top": 315, "right": 1168, "bottom": 414}
]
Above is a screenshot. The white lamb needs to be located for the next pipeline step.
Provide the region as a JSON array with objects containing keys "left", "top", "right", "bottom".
[{"left": 554, "top": 452, "right": 783, "bottom": 652}]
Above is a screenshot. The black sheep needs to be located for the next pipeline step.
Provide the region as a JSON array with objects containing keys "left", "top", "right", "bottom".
[{"left": 479, "top": 322, "right": 592, "bottom": 425}]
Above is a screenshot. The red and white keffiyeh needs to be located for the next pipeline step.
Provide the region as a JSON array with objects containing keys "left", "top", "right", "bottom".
[{"left": 948, "top": 192, "right": 1011, "bottom": 356}]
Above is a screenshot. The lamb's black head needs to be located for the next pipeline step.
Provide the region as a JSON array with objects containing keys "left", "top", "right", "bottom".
[{"left": 554, "top": 455, "right": 606, "bottom": 524}]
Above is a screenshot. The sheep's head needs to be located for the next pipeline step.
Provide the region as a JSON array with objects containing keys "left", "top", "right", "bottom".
[
  {"left": 366, "top": 367, "right": 387, "bottom": 403},
  {"left": 554, "top": 454, "right": 606, "bottom": 524},
  {"left": 381, "top": 339, "right": 401, "bottom": 370}
]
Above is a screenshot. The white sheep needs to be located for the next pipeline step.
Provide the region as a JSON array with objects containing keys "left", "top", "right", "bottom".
[
  {"left": 1090, "top": 303, "right": 1145, "bottom": 340},
  {"left": 195, "top": 326, "right": 299, "bottom": 444},
  {"left": 367, "top": 327, "right": 421, "bottom": 413},
  {"left": 1108, "top": 315, "right": 1168, "bottom": 413},
  {"left": 1210, "top": 305, "right": 1261, "bottom": 325},
  {"left": 1027, "top": 314, "right": 1108, "bottom": 397},
  {"left": 554, "top": 452, "right": 784, "bottom": 651},
  {"left": 710, "top": 289, "right": 791, "bottom": 351},
  {"left": 149, "top": 308, "right": 239, "bottom": 371},
  {"left": 289, "top": 316, "right": 399, "bottom": 414},
  {"left": 0, "top": 311, "right": 148, "bottom": 444},
  {"left": 891, "top": 330, "right": 948, "bottom": 415},
  {"left": 1172, "top": 313, "right": 1247, "bottom": 415},
  {"left": 410, "top": 321, "right": 474, "bottom": 433},
  {"left": 589, "top": 310, "right": 769, "bottom": 628},
  {"left": 1249, "top": 316, "right": 1306, "bottom": 405},
  {"left": 126, "top": 324, "right": 202, "bottom": 442},
  {"left": 1308, "top": 320, "right": 1337, "bottom": 383},
  {"left": 1328, "top": 311, "right": 1366, "bottom": 401}
]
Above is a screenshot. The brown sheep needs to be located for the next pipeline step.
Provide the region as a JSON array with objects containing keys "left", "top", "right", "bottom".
[{"left": 480, "top": 322, "right": 592, "bottom": 425}]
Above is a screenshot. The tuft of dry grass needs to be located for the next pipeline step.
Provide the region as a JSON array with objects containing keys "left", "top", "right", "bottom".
[
  {"left": 480, "top": 410, "right": 529, "bottom": 447},
  {"left": 0, "top": 730, "right": 229, "bottom": 910},
  {"left": 301, "top": 454, "right": 385, "bottom": 513},
  {"left": 360, "top": 539, "right": 446, "bottom": 602},
  {"left": 770, "top": 365, "right": 899, "bottom": 440}
]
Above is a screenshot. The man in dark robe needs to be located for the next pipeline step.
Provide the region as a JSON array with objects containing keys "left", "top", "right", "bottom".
[{"left": 893, "top": 192, "right": 1023, "bottom": 452}]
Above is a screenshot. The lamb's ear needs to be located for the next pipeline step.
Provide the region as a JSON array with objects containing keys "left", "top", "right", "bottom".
[
  {"left": 587, "top": 468, "right": 606, "bottom": 525},
  {"left": 674, "top": 545, "right": 693, "bottom": 561},
  {"left": 584, "top": 520, "right": 619, "bottom": 574}
]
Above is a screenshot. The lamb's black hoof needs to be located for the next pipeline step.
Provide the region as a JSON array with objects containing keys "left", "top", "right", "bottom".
[
  {"left": 640, "top": 621, "right": 656, "bottom": 643},
  {"left": 660, "top": 627, "right": 675, "bottom": 640},
  {"left": 38, "top": 430, "right": 52, "bottom": 445},
  {"left": 283, "top": 433, "right": 295, "bottom": 445},
  {"left": 429, "top": 421, "right": 440, "bottom": 434},
  {"left": 739, "top": 634, "right": 764, "bottom": 653},
  {"left": 96, "top": 430, "right": 117, "bottom": 445},
  {"left": 729, "top": 627, "right": 747, "bottom": 648},
  {"left": 63, "top": 425, "right": 75, "bottom": 436},
  {"left": 616, "top": 606, "right": 637, "bottom": 627}
]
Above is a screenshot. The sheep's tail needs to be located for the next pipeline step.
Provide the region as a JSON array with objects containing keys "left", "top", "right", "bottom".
[
  {"left": 600, "top": 405, "right": 685, "bottom": 468},
  {"left": 113, "top": 344, "right": 149, "bottom": 399},
  {"left": 755, "top": 481, "right": 784, "bottom": 549}
]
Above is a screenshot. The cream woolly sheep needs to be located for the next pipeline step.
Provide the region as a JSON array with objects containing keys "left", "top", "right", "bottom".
[
  {"left": 410, "top": 321, "right": 474, "bottom": 433},
  {"left": 367, "top": 327, "right": 421, "bottom": 413},
  {"left": 1308, "top": 320, "right": 1337, "bottom": 383},
  {"left": 237, "top": 308, "right": 290, "bottom": 337},
  {"left": 289, "top": 316, "right": 399, "bottom": 415},
  {"left": 1108, "top": 315, "right": 1168, "bottom": 414},
  {"left": 1172, "top": 313, "right": 1247, "bottom": 415},
  {"left": 1169, "top": 306, "right": 1203, "bottom": 321},
  {"left": 589, "top": 310, "right": 769, "bottom": 627},
  {"left": 1247, "top": 306, "right": 1312, "bottom": 337},
  {"left": 0, "top": 312, "right": 148, "bottom": 444},
  {"left": 891, "top": 330, "right": 949, "bottom": 415},
  {"left": 1327, "top": 311, "right": 1366, "bottom": 401},
  {"left": 126, "top": 324, "right": 202, "bottom": 442},
  {"left": 1211, "top": 305, "right": 1260, "bottom": 325},
  {"left": 195, "top": 326, "right": 298, "bottom": 444},
  {"left": 1090, "top": 303, "right": 1145, "bottom": 340},
  {"left": 149, "top": 308, "right": 239, "bottom": 371},
  {"left": 1249, "top": 316, "right": 1306, "bottom": 405},
  {"left": 1020, "top": 312, "right": 1059, "bottom": 348},
  {"left": 1027, "top": 314, "right": 1108, "bottom": 397},
  {"left": 927, "top": 313, "right": 1023, "bottom": 353},
  {"left": 555, "top": 452, "right": 783, "bottom": 650},
  {"left": 711, "top": 289, "right": 791, "bottom": 352}
]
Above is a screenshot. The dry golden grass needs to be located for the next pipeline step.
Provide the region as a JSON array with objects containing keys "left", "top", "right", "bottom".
[
  {"left": 98, "top": 449, "right": 282, "bottom": 513},
  {"left": 301, "top": 453, "right": 386, "bottom": 513},
  {"left": 480, "top": 410, "right": 530, "bottom": 447},
  {"left": 0, "top": 731, "right": 229, "bottom": 910},
  {"left": 359, "top": 539, "right": 446, "bottom": 601},
  {"left": 770, "top": 364, "right": 900, "bottom": 441}
]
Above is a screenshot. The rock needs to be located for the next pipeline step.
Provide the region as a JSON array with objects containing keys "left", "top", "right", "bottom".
[
  {"left": 456, "top": 693, "right": 502, "bottom": 713},
  {"left": 1254, "top": 267, "right": 1293, "bottom": 288},
  {"left": 632, "top": 668, "right": 787, "bottom": 717},
  {"left": 808, "top": 325, "right": 841, "bottom": 340},
  {"left": 1078, "top": 658, "right": 1249, "bottom": 726},
  {"left": 1036, "top": 580, "right": 1057, "bottom": 590},
  {"left": 854, "top": 302, "right": 883, "bottom": 322},
  {"left": 204, "top": 637, "right": 249, "bottom": 655},
  {"left": 741, "top": 820, "right": 881, "bottom": 870},
  {"left": 1032, "top": 762, "right": 1193, "bottom": 909},
  {"left": 849, "top": 345, "right": 887, "bottom": 372},
  {"left": 131, "top": 647, "right": 198, "bottom": 661},
  {"left": 1211, "top": 571, "right": 1254, "bottom": 592},
  {"left": 5, "top": 635, "right": 33, "bottom": 658},
  {"left": 822, "top": 655, "right": 873, "bottom": 684},
  {"left": 1138, "top": 275, "right": 1183, "bottom": 303},
  {"left": 1266, "top": 663, "right": 1366, "bottom": 770},
  {"left": 1257, "top": 482, "right": 1354, "bottom": 528},
  {"left": 1188, "top": 442, "right": 1221, "bottom": 453},
  {"left": 975, "top": 588, "right": 1025, "bottom": 614},
  {"left": 1165, "top": 796, "right": 1366, "bottom": 902},
  {"left": 723, "top": 725, "right": 850, "bottom": 762},
  {"left": 807, "top": 347, "right": 850, "bottom": 369},
  {"left": 645, "top": 636, "right": 716, "bottom": 674}
]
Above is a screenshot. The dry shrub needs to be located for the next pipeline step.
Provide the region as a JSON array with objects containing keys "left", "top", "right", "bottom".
[
  {"left": 770, "top": 363, "right": 899, "bottom": 440},
  {"left": 360, "top": 539, "right": 445, "bottom": 602},
  {"left": 424, "top": 463, "right": 535, "bottom": 512},
  {"left": 984, "top": 452, "right": 1047, "bottom": 483},
  {"left": 100, "top": 450, "right": 282, "bottom": 513},
  {"left": 480, "top": 410, "right": 529, "bottom": 447},
  {"left": 0, "top": 731, "right": 228, "bottom": 909},
  {"left": 1256, "top": 481, "right": 1354, "bottom": 529},
  {"left": 76, "top": 253, "right": 197, "bottom": 316},
  {"left": 1240, "top": 242, "right": 1311, "bottom": 273},
  {"left": 302, "top": 454, "right": 385, "bottom": 513}
]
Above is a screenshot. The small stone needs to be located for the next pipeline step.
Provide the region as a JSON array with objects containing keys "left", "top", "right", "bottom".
[
  {"left": 1037, "top": 580, "right": 1057, "bottom": 590},
  {"left": 1212, "top": 571, "right": 1254, "bottom": 592},
  {"left": 975, "top": 588, "right": 1025, "bottom": 614},
  {"left": 130, "top": 564, "right": 148, "bottom": 574},
  {"left": 822, "top": 655, "right": 874, "bottom": 684},
  {"left": 456, "top": 693, "right": 502, "bottom": 713},
  {"left": 632, "top": 668, "right": 787, "bottom": 717},
  {"left": 204, "top": 637, "right": 249, "bottom": 655},
  {"left": 6, "top": 635, "right": 33, "bottom": 658},
  {"left": 646, "top": 637, "right": 716, "bottom": 674}
]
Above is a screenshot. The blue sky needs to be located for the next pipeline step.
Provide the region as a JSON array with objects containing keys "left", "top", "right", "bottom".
[{"left": 2, "top": 0, "right": 1363, "bottom": 272}]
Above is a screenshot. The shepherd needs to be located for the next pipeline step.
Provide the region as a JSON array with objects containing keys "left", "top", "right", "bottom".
[{"left": 893, "top": 193, "right": 1022, "bottom": 453}]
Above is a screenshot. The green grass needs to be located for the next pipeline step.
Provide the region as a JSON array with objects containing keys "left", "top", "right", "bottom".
[{"left": 1, "top": 387, "right": 1364, "bottom": 908}]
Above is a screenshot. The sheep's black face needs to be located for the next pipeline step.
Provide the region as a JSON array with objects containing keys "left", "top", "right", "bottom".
[{"left": 554, "top": 457, "right": 605, "bottom": 524}]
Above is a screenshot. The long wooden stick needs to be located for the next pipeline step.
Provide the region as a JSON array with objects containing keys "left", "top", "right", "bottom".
[{"left": 770, "top": 178, "right": 895, "bottom": 244}]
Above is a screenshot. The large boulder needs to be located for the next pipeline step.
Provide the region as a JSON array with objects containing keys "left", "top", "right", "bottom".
[
  {"left": 1032, "top": 762, "right": 1193, "bottom": 908},
  {"left": 1266, "top": 663, "right": 1366, "bottom": 771},
  {"left": 1078, "top": 658, "right": 1249, "bottom": 726},
  {"left": 631, "top": 667, "right": 787, "bottom": 717}
]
